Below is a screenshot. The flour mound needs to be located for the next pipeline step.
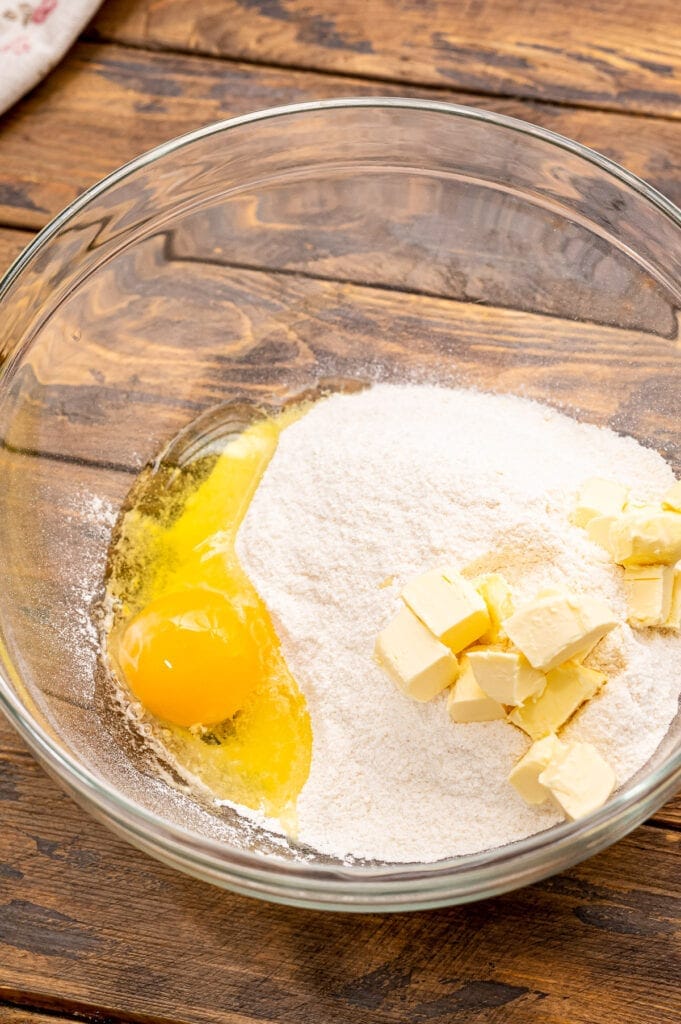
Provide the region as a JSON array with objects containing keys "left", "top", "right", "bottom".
[{"left": 236, "top": 385, "right": 680, "bottom": 863}]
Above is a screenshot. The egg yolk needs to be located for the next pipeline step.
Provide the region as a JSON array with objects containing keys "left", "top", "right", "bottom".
[
  {"left": 117, "top": 588, "right": 261, "bottom": 728},
  {"left": 109, "top": 408, "right": 312, "bottom": 825}
]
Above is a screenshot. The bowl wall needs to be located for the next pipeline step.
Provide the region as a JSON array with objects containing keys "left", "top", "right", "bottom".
[{"left": 0, "top": 100, "right": 679, "bottom": 909}]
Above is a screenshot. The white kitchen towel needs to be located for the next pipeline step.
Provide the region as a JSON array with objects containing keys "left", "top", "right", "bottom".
[{"left": 0, "top": 1, "right": 102, "bottom": 115}]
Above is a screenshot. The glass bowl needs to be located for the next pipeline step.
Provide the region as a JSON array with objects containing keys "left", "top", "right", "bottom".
[{"left": 0, "top": 99, "right": 679, "bottom": 912}]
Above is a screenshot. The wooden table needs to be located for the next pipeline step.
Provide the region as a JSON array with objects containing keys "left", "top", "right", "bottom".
[{"left": 1, "top": 2, "right": 680, "bottom": 1021}]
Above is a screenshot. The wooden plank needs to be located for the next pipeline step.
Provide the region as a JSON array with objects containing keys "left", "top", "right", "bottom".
[
  {"left": 0, "top": 1006, "right": 172, "bottom": 1024},
  {"left": 90, "top": 0, "right": 681, "bottom": 118},
  {"left": 0, "top": 1013, "right": 66, "bottom": 1023},
  {"left": 0, "top": 1008, "right": 118, "bottom": 1024},
  {"left": 652, "top": 801, "right": 681, "bottom": 830},
  {"left": 0, "top": 1011, "right": 86, "bottom": 1024},
  {"left": 2, "top": 43, "right": 681, "bottom": 235},
  {"left": 3, "top": 240, "right": 679, "bottom": 469},
  {"left": 0, "top": 1012, "right": 55, "bottom": 1023},
  {"left": 0, "top": 724, "right": 679, "bottom": 1024},
  {"left": 0, "top": 227, "right": 32, "bottom": 274}
]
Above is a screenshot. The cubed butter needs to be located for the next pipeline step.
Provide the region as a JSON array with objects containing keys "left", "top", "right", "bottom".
[
  {"left": 623, "top": 564, "right": 674, "bottom": 628},
  {"left": 585, "top": 515, "right": 617, "bottom": 554},
  {"left": 661, "top": 480, "right": 681, "bottom": 512},
  {"left": 402, "top": 567, "right": 490, "bottom": 653},
  {"left": 508, "top": 661, "right": 606, "bottom": 739},
  {"left": 466, "top": 647, "right": 545, "bottom": 706},
  {"left": 609, "top": 511, "right": 681, "bottom": 566},
  {"left": 473, "top": 573, "right": 515, "bottom": 644},
  {"left": 375, "top": 606, "right": 458, "bottom": 702},
  {"left": 538, "top": 741, "right": 616, "bottom": 820},
  {"left": 508, "top": 734, "right": 566, "bottom": 804},
  {"left": 664, "top": 568, "right": 681, "bottom": 630},
  {"left": 572, "top": 478, "right": 629, "bottom": 527},
  {"left": 503, "top": 591, "right": 617, "bottom": 672},
  {"left": 447, "top": 657, "right": 506, "bottom": 723},
  {"left": 572, "top": 636, "right": 603, "bottom": 663}
]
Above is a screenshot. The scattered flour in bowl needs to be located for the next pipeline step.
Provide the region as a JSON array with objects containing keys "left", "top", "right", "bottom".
[{"left": 236, "top": 384, "right": 681, "bottom": 863}]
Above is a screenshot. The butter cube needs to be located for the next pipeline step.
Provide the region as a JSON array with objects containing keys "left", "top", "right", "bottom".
[
  {"left": 661, "top": 480, "right": 681, "bottom": 512},
  {"left": 664, "top": 568, "right": 681, "bottom": 630},
  {"left": 447, "top": 657, "right": 506, "bottom": 723},
  {"left": 572, "top": 478, "right": 629, "bottom": 527},
  {"left": 508, "top": 661, "right": 605, "bottom": 739},
  {"left": 572, "top": 636, "right": 602, "bottom": 663},
  {"left": 539, "top": 741, "right": 616, "bottom": 820},
  {"left": 585, "top": 515, "right": 617, "bottom": 554},
  {"left": 610, "top": 511, "right": 681, "bottom": 566},
  {"left": 402, "top": 567, "right": 490, "bottom": 653},
  {"left": 466, "top": 647, "right": 545, "bottom": 706},
  {"left": 473, "top": 573, "right": 515, "bottom": 644},
  {"left": 509, "top": 734, "right": 566, "bottom": 804},
  {"left": 503, "top": 591, "right": 617, "bottom": 672},
  {"left": 376, "top": 606, "right": 458, "bottom": 702},
  {"left": 623, "top": 564, "right": 674, "bottom": 628}
]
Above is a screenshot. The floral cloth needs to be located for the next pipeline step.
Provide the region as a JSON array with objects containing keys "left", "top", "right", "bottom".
[{"left": 0, "top": 1, "right": 102, "bottom": 115}]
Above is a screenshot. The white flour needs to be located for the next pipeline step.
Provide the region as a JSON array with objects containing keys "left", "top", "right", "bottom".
[{"left": 236, "top": 384, "right": 681, "bottom": 863}]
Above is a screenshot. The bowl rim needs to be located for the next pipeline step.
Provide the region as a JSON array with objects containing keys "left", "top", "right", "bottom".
[{"left": 1, "top": 96, "right": 680, "bottom": 908}]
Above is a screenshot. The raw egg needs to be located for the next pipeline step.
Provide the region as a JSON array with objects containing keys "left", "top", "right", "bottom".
[
  {"left": 117, "top": 587, "right": 261, "bottom": 728},
  {"left": 108, "top": 408, "right": 312, "bottom": 824}
]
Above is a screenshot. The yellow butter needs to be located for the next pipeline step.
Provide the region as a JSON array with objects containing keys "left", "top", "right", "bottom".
[
  {"left": 664, "top": 568, "right": 681, "bottom": 631},
  {"left": 585, "top": 514, "right": 617, "bottom": 554},
  {"left": 447, "top": 657, "right": 506, "bottom": 723},
  {"left": 538, "top": 741, "right": 616, "bottom": 820},
  {"left": 610, "top": 510, "right": 681, "bottom": 566},
  {"left": 572, "top": 635, "right": 604, "bottom": 663},
  {"left": 623, "top": 564, "right": 674, "bottom": 628},
  {"left": 572, "top": 478, "right": 628, "bottom": 527},
  {"left": 402, "top": 567, "right": 490, "bottom": 653},
  {"left": 661, "top": 480, "right": 681, "bottom": 512},
  {"left": 503, "top": 591, "right": 617, "bottom": 672},
  {"left": 375, "top": 606, "right": 458, "bottom": 702},
  {"left": 473, "top": 573, "right": 515, "bottom": 645},
  {"left": 508, "top": 734, "right": 565, "bottom": 804},
  {"left": 466, "top": 647, "right": 545, "bottom": 706},
  {"left": 508, "top": 661, "right": 605, "bottom": 739}
]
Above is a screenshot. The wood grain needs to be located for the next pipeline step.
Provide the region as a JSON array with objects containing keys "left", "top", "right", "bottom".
[
  {"left": 0, "top": 9, "right": 680, "bottom": 1021},
  {"left": 0, "top": 1010, "right": 96, "bottom": 1024},
  {"left": 91, "top": 0, "right": 681, "bottom": 118},
  {"left": 0, "top": 227, "right": 32, "bottom": 271},
  {"left": 0, "top": 718, "right": 679, "bottom": 1024},
  {"left": 4, "top": 239, "right": 679, "bottom": 470},
  {"left": 2, "top": 43, "right": 681, "bottom": 234},
  {"left": 648, "top": 805, "right": 681, "bottom": 830}
]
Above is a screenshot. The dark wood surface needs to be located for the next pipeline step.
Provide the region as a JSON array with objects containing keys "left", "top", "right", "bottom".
[
  {"left": 1, "top": 2, "right": 680, "bottom": 1022},
  {"left": 2, "top": 715, "right": 680, "bottom": 1024},
  {"left": 3, "top": 42, "right": 681, "bottom": 234},
  {"left": 91, "top": 0, "right": 681, "bottom": 117}
]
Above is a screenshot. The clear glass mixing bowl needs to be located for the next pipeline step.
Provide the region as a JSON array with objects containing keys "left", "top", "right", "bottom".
[{"left": 0, "top": 99, "right": 679, "bottom": 911}]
